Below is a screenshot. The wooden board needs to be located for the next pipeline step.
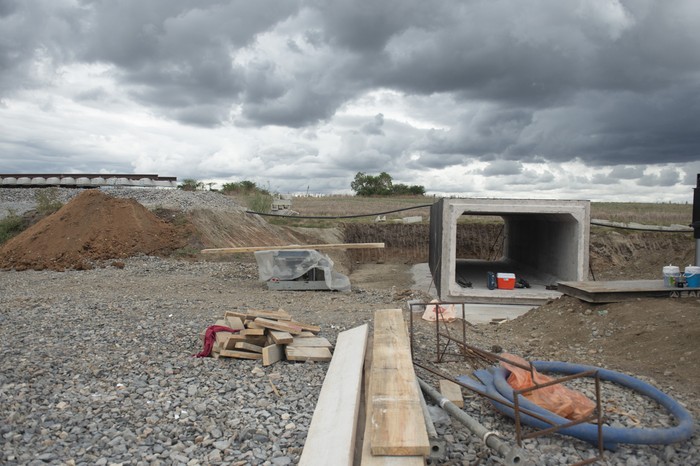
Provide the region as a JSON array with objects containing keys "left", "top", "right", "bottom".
[
  {"left": 224, "top": 316, "right": 245, "bottom": 330},
  {"left": 360, "top": 333, "right": 424, "bottom": 466},
  {"left": 262, "top": 344, "right": 285, "bottom": 366},
  {"left": 298, "top": 324, "right": 369, "bottom": 466},
  {"left": 240, "top": 328, "right": 266, "bottom": 336},
  {"left": 219, "top": 350, "right": 263, "bottom": 360},
  {"left": 558, "top": 279, "right": 700, "bottom": 303},
  {"left": 287, "top": 320, "right": 321, "bottom": 334},
  {"left": 215, "top": 331, "right": 236, "bottom": 347},
  {"left": 288, "top": 336, "right": 333, "bottom": 348},
  {"left": 226, "top": 309, "right": 292, "bottom": 321},
  {"left": 285, "top": 346, "right": 332, "bottom": 362},
  {"left": 270, "top": 330, "right": 294, "bottom": 345},
  {"left": 234, "top": 342, "right": 264, "bottom": 353},
  {"left": 222, "top": 334, "right": 267, "bottom": 350},
  {"left": 439, "top": 379, "right": 464, "bottom": 408},
  {"left": 254, "top": 317, "right": 303, "bottom": 335},
  {"left": 369, "top": 309, "right": 430, "bottom": 456},
  {"left": 201, "top": 243, "right": 385, "bottom": 254}
]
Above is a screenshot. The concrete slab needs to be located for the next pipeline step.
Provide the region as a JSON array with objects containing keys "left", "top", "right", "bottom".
[{"left": 410, "top": 263, "right": 534, "bottom": 324}]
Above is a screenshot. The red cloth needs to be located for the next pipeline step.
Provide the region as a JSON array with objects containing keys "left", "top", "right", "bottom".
[{"left": 194, "top": 325, "right": 240, "bottom": 358}]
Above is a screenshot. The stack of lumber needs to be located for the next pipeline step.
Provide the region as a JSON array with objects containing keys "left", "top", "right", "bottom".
[{"left": 203, "top": 308, "right": 333, "bottom": 365}]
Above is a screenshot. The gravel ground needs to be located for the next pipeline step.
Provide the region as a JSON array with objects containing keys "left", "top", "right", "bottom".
[
  {"left": 1, "top": 187, "right": 698, "bottom": 465},
  {"left": 1, "top": 257, "right": 697, "bottom": 465}
]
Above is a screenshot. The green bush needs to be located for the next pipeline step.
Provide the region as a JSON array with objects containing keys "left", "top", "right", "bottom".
[
  {"left": 0, "top": 210, "right": 25, "bottom": 244},
  {"left": 222, "top": 180, "right": 269, "bottom": 195},
  {"left": 178, "top": 178, "right": 204, "bottom": 191},
  {"left": 35, "top": 187, "right": 63, "bottom": 215},
  {"left": 249, "top": 192, "right": 273, "bottom": 213}
]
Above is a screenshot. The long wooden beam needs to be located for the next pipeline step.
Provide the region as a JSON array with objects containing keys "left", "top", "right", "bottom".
[
  {"left": 369, "top": 309, "right": 430, "bottom": 456},
  {"left": 201, "top": 243, "right": 385, "bottom": 254},
  {"left": 299, "top": 324, "right": 369, "bottom": 466}
]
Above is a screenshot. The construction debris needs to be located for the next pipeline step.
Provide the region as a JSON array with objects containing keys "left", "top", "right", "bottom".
[{"left": 199, "top": 308, "right": 332, "bottom": 365}]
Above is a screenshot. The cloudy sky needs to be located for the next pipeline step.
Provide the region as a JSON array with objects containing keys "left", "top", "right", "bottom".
[{"left": 1, "top": 0, "right": 699, "bottom": 202}]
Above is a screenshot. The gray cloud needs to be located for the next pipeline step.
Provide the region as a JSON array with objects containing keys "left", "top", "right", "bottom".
[
  {"left": 638, "top": 167, "right": 681, "bottom": 187},
  {"left": 0, "top": 0, "right": 699, "bottom": 201}
]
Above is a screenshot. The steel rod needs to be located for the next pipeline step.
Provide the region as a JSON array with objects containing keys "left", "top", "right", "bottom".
[{"left": 417, "top": 377, "right": 528, "bottom": 466}]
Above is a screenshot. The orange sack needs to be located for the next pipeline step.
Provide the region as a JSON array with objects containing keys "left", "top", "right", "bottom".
[{"left": 500, "top": 353, "right": 596, "bottom": 421}]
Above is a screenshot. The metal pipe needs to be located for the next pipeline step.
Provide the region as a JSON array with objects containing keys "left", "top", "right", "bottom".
[{"left": 417, "top": 377, "right": 530, "bottom": 466}]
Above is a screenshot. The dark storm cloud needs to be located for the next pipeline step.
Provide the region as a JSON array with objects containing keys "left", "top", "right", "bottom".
[
  {"left": 638, "top": 167, "right": 681, "bottom": 187},
  {"left": 1, "top": 0, "right": 699, "bottom": 176}
]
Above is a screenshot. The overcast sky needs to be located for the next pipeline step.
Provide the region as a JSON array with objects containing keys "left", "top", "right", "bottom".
[{"left": 1, "top": 0, "right": 699, "bottom": 202}]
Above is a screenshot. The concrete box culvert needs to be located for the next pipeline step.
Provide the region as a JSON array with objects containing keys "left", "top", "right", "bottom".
[{"left": 429, "top": 198, "right": 590, "bottom": 305}]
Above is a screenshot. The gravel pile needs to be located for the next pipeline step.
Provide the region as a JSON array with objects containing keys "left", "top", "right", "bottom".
[{"left": 0, "top": 187, "right": 245, "bottom": 219}]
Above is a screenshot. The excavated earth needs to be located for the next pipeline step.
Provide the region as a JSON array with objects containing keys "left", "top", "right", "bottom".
[{"left": 0, "top": 188, "right": 698, "bottom": 465}]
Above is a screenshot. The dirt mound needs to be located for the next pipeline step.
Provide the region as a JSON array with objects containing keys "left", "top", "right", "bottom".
[{"left": 0, "top": 190, "right": 187, "bottom": 271}]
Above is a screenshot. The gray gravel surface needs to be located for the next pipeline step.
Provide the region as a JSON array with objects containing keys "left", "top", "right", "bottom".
[
  {"left": 1, "top": 188, "right": 698, "bottom": 465},
  {"left": 1, "top": 257, "right": 697, "bottom": 465},
  {"left": 0, "top": 187, "right": 245, "bottom": 219}
]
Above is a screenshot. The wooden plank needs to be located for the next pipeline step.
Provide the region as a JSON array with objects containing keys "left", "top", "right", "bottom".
[
  {"left": 369, "top": 309, "right": 429, "bottom": 456},
  {"left": 262, "top": 344, "right": 285, "bottom": 366},
  {"left": 226, "top": 309, "right": 293, "bottom": 321},
  {"left": 234, "top": 342, "right": 264, "bottom": 353},
  {"left": 223, "top": 316, "right": 245, "bottom": 330},
  {"left": 215, "top": 331, "right": 235, "bottom": 347},
  {"left": 439, "top": 379, "right": 464, "bottom": 408},
  {"left": 254, "top": 317, "right": 303, "bottom": 335},
  {"left": 557, "top": 279, "right": 700, "bottom": 303},
  {"left": 287, "top": 320, "right": 321, "bottom": 334},
  {"left": 219, "top": 350, "right": 263, "bottom": 360},
  {"left": 201, "top": 243, "right": 385, "bottom": 254},
  {"left": 240, "top": 328, "right": 266, "bottom": 336},
  {"left": 360, "top": 333, "right": 424, "bottom": 466},
  {"left": 285, "top": 346, "right": 332, "bottom": 362},
  {"left": 222, "top": 334, "right": 267, "bottom": 350},
  {"left": 288, "top": 336, "right": 333, "bottom": 348},
  {"left": 270, "top": 330, "right": 294, "bottom": 345},
  {"left": 298, "top": 325, "right": 369, "bottom": 466},
  {"left": 297, "top": 331, "right": 316, "bottom": 338}
]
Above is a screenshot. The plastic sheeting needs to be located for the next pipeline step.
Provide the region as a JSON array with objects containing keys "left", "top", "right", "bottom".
[{"left": 254, "top": 249, "right": 351, "bottom": 291}]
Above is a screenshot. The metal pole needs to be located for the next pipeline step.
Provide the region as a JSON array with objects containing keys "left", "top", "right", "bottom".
[
  {"left": 693, "top": 174, "right": 700, "bottom": 266},
  {"left": 417, "top": 377, "right": 530, "bottom": 466}
]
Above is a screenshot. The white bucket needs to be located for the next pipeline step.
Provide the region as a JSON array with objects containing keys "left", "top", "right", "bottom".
[
  {"left": 663, "top": 265, "right": 680, "bottom": 288},
  {"left": 684, "top": 265, "right": 700, "bottom": 288}
]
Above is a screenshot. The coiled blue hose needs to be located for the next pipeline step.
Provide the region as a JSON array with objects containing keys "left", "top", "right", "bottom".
[{"left": 457, "top": 361, "right": 695, "bottom": 450}]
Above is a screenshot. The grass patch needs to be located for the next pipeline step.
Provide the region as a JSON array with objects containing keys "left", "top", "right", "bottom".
[
  {"left": 34, "top": 187, "right": 63, "bottom": 215},
  {"left": 0, "top": 210, "right": 26, "bottom": 244}
]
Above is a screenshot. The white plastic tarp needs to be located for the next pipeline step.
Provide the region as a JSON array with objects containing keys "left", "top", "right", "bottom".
[{"left": 254, "top": 249, "right": 351, "bottom": 291}]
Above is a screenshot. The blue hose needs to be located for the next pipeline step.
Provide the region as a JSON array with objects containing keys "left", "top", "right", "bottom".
[{"left": 457, "top": 361, "right": 695, "bottom": 450}]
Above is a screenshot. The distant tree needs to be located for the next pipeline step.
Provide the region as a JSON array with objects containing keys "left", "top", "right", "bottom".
[
  {"left": 351, "top": 172, "right": 393, "bottom": 196},
  {"left": 392, "top": 183, "right": 426, "bottom": 196},
  {"left": 178, "top": 178, "right": 204, "bottom": 191},
  {"left": 351, "top": 172, "right": 425, "bottom": 196}
]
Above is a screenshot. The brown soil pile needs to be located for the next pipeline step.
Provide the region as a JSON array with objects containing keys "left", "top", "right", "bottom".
[{"left": 0, "top": 190, "right": 187, "bottom": 271}]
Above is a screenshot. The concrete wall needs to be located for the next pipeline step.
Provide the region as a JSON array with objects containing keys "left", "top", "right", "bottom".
[{"left": 429, "top": 198, "right": 590, "bottom": 305}]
